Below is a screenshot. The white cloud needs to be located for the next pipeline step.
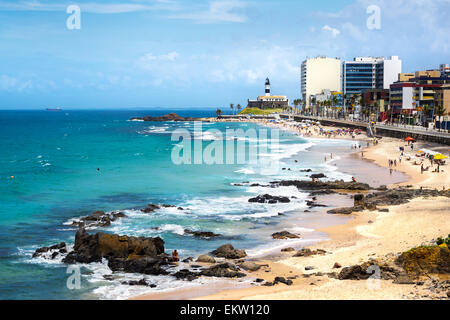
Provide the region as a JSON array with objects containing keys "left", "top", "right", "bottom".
[
  {"left": 169, "top": 0, "right": 249, "bottom": 23},
  {"left": 322, "top": 25, "right": 340, "bottom": 38},
  {"left": 0, "top": 0, "right": 180, "bottom": 14}
]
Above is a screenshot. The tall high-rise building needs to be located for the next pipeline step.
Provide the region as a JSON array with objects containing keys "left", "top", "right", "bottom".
[
  {"left": 342, "top": 56, "right": 402, "bottom": 96},
  {"left": 440, "top": 64, "right": 450, "bottom": 77},
  {"left": 301, "top": 56, "right": 341, "bottom": 108}
]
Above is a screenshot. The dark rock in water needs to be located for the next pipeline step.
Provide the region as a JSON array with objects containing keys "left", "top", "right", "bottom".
[
  {"left": 182, "top": 257, "right": 193, "bottom": 263},
  {"left": 71, "top": 211, "right": 127, "bottom": 228},
  {"left": 248, "top": 194, "right": 290, "bottom": 204},
  {"left": 300, "top": 169, "right": 312, "bottom": 173},
  {"left": 130, "top": 113, "right": 198, "bottom": 122},
  {"left": 141, "top": 204, "right": 160, "bottom": 213},
  {"left": 305, "top": 266, "right": 315, "bottom": 271},
  {"left": 172, "top": 269, "right": 200, "bottom": 281},
  {"left": 62, "top": 228, "right": 165, "bottom": 264},
  {"left": 274, "top": 277, "right": 293, "bottom": 286},
  {"left": 255, "top": 278, "right": 264, "bottom": 283},
  {"left": 184, "top": 229, "right": 221, "bottom": 239},
  {"left": 263, "top": 282, "right": 274, "bottom": 286},
  {"left": 281, "top": 247, "right": 295, "bottom": 252},
  {"left": 212, "top": 244, "right": 247, "bottom": 259},
  {"left": 33, "top": 242, "right": 67, "bottom": 258},
  {"left": 310, "top": 173, "right": 326, "bottom": 179},
  {"left": 272, "top": 231, "right": 301, "bottom": 240},
  {"left": 121, "top": 279, "right": 156, "bottom": 287},
  {"left": 306, "top": 200, "right": 327, "bottom": 208},
  {"left": 201, "top": 263, "right": 246, "bottom": 278},
  {"left": 271, "top": 180, "right": 371, "bottom": 191},
  {"left": 108, "top": 257, "right": 169, "bottom": 275}
]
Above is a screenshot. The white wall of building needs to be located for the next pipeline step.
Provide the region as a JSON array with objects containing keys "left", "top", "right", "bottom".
[
  {"left": 383, "top": 56, "right": 402, "bottom": 89},
  {"left": 301, "top": 57, "right": 341, "bottom": 107},
  {"left": 402, "top": 87, "right": 414, "bottom": 109}
]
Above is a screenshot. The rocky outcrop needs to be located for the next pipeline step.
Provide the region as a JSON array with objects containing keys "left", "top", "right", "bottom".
[
  {"left": 248, "top": 194, "right": 290, "bottom": 204},
  {"left": 185, "top": 230, "right": 221, "bottom": 239},
  {"left": 271, "top": 180, "right": 371, "bottom": 191},
  {"left": 130, "top": 113, "right": 198, "bottom": 122},
  {"left": 121, "top": 279, "right": 157, "bottom": 287},
  {"left": 108, "top": 257, "right": 169, "bottom": 275},
  {"left": 212, "top": 244, "right": 247, "bottom": 259},
  {"left": 71, "top": 211, "right": 127, "bottom": 228},
  {"left": 33, "top": 242, "right": 67, "bottom": 259},
  {"left": 396, "top": 245, "right": 450, "bottom": 277},
  {"left": 328, "top": 188, "right": 450, "bottom": 215},
  {"left": 62, "top": 228, "right": 165, "bottom": 264},
  {"left": 201, "top": 263, "right": 246, "bottom": 278},
  {"left": 272, "top": 231, "right": 301, "bottom": 240}
]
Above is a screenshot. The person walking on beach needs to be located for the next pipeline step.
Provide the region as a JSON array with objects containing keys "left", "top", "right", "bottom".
[
  {"left": 421, "top": 164, "right": 424, "bottom": 174},
  {"left": 394, "top": 159, "right": 397, "bottom": 167},
  {"left": 390, "top": 168, "right": 393, "bottom": 175}
]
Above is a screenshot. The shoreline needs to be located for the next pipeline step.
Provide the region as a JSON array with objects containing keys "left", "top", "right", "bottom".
[{"left": 133, "top": 119, "right": 449, "bottom": 300}]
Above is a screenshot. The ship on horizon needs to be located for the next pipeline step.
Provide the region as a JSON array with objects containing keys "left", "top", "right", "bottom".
[{"left": 46, "top": 107, "right": 61, "bottom": 111}]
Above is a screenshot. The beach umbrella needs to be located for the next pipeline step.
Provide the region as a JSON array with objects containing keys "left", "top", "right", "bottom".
[
  {"left": 434, "top": 154, "right": 448, "bottom": 160},
  {"left": 419, "top": 148, "right": 438, "bottom": 155},
  {"left": 405, "top": 137, "right": 415, "bottom": 142}
]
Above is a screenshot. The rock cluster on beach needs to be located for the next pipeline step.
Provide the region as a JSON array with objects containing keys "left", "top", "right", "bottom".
[
  {"left": 328, "top": 187, "right": 450, "bottom": 215},
  {"left": 130, "top": 113, "right": 198, "bottom": 122}
]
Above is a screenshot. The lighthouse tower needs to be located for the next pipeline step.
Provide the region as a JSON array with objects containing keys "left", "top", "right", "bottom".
[{"left": 265, "top": 78, "right": 271, "bottom": 97}]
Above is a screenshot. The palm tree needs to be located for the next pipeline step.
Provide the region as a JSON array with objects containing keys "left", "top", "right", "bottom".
[
  {"left": 332, "top": 95, "right": 338, "bottom": 119},
  {"left": 230, "top": 104, "right": 234, "bottom": 115},
  {"left": 236, "top": 104, "right": 242, "bottom": 114},
  {"left": 422, "top": 104, "right": 431, "bottom": 127},
  {"left": 216, "top": 108, "right": 222, "bottom": 118},
  {"left": 435, "top": 105, "right": 446, "bottom": 132}
]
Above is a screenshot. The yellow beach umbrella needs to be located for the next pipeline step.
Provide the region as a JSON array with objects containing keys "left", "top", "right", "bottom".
[{"left": 434, "top": 154, "right": 448, "bottom": 160}]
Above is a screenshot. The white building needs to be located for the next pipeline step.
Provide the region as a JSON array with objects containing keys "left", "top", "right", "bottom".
[
  {"left": 342, "top": 56, "right": 402, "bottom": 96},
  {"left": 301, "top": 56, "right": 342, "bottom": 108}
]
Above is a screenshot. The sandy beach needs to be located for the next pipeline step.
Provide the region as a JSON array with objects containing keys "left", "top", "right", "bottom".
[{"left": 134, "top": 119, "right": 450, "bottom": 301}]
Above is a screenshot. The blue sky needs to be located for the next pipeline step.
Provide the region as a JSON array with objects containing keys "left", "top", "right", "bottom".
[{"left": 0, "top": 0, "right": 449, "bottom": 109}]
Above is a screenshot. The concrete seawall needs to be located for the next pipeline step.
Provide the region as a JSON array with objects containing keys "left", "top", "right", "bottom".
[{"left": 291, "top": 115, "right": 450, "bottom": 145}]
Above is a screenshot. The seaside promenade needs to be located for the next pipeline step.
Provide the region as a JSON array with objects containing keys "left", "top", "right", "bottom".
[{"left": 284, "top": 114, "right": 450, "bottom": 145}]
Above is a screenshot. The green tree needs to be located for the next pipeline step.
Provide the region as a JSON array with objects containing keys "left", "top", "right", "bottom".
[
  {"left": 230, "top": 104, "right": 234, "bottom": 115},
  {"left": 216, "top": 108, "right": 222, "bottom": 117},
  {"left": 236, "top": 104, "right": 242, "bottom": 114}
]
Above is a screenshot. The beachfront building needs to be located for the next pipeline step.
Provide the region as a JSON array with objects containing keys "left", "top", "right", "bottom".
[
  {"left": 389, "top": 69, "right": 450, "bottom": 125},
  {"left": 361, "top": 89, "right": 390, "bottom": 122},
  {"left": 247, "top": 78, "right": 290, "bottom": 109},
  {"left": 301, "top": 56, "right": 341, "bottom": 113},
  {"left": 342, "top": 56, "right": 402, "bottom": 96},
  {"left": 440, "top": 64, "right": 450, "bottom": 77}
]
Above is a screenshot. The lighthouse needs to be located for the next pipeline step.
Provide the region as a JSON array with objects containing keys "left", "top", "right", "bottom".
[{"left": 265, "top": 78, "right": 271, "bottom": 97}]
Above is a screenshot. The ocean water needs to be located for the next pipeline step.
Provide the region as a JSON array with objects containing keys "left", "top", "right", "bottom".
[{"left": 0, "top": 109, "right": 355, "bottom": 300}]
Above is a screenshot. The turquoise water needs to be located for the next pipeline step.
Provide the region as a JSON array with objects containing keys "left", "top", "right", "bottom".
[{"left": 0, "top": 110, "right": 354, "bottom": 299}]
